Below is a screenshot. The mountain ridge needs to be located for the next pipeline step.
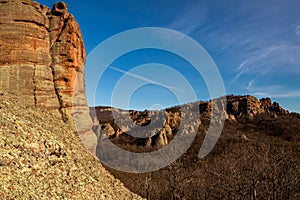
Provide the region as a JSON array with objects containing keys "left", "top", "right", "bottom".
[
  {"left": 89, "top": 94, "right": 300, "bottom": 199},
  {"left": 90, "top": 94, "right": 291, "bottom": 147}
]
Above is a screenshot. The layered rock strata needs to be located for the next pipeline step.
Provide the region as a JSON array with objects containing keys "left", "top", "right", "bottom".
[{"left": 0, "top": 0, "right": 96, "bottom": 153}]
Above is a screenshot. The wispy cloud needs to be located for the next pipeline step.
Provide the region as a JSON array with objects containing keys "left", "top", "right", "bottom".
[
  {"left": 296, "top": 25, "right": 300, "bottom": 41},
  {"left": 234, "top": 45, "right": 300, "bottom": 98},
  {"left": 253, "top": 91, "right": 300, "bottom": 98},
  {"left": 164, "top": 0, "right": 300, "bottom": 102},
  {"left": 247, "top": 80, "right": 300, "bottom": 98},
  {"left": 166, "top": 2, "right": 206, "bottom": 35},
  {"left": 211, "top": 1, "right": 300, "bottom": 99},
  {"left": 109, "top": 66, "right": 174, "bottom": 89},
  {"left": 235, "top": 45, "right": 300, "bottom": 79}
]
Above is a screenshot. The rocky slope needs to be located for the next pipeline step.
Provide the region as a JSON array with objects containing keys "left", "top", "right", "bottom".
[
  {"left": 0, "top": 0, "right": 96, "bottom": 153},
  {"left": 0, "top": 94, "right": 142, "bottom": 199}
]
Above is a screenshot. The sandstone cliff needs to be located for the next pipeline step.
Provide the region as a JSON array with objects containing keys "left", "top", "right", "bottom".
[
  {"left": 0, "top": 0, "right": 96, "bottom": 153},
  {"left": 0, "top": 1, "right": 142, "bottom": 199}
]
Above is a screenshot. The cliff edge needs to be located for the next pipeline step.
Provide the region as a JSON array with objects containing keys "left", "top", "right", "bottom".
[
  {"left": 0, "top": 0, "right": 96, "bottom": 153},
  {"left": 0, "top": 1, "right": 142, "bottom": 199}
]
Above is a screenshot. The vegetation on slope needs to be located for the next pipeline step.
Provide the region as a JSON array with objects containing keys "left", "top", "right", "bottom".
[{"left": 98, "top": 104, "right": 300, "bottom": 199}]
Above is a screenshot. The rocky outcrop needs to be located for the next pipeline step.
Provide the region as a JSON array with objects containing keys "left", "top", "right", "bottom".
[
  {"left": 91, "top": 95, "right": 288, "bottom": 148},
  {"left": 0, "top": 1, "right": 96, "bottom": 153},
  {"left": 226, "top": 95, "right": 288, "bottom": 119}
]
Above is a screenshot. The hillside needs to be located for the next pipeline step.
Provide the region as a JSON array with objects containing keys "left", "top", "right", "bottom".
[
  {"left": 0, "top": 93, "right": 142, "bottom": 199},
  {"left": 91, "top": 95, "right": 300, "bottom": 199}
]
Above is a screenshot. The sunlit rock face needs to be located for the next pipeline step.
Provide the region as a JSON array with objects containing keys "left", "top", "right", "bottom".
[
  {"left": 226, "top": 95, "right": 288, "bottom": 119},
  {"left": 0, "top": 1, "right": 96, "bottom": 154},
  {"left": 91, "top": 95, "right": 288, "bottom": 148}
]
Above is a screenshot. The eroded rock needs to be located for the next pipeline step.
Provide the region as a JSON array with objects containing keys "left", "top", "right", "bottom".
[
  {"left": 91, "top": 95, "right": 288, "bottom": 148},
  {"left": 0, "top": 1, "right": 96, "bottom": 154}
]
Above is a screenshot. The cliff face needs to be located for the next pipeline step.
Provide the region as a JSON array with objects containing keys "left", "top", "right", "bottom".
[
  {"left": 0, "top": 0, "right": 59, "bottom": 109},
  {"left": 0, "top": 1, "right": 96, "bottom": 153}
]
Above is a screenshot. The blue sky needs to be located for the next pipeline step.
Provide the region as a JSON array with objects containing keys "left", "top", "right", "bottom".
[{"left": 39, "top": 0, "right": 300, "bottom": 112}]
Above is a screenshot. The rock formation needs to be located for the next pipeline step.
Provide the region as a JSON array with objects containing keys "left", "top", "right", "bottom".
[
  {"left": 226, "top": 95, "right": 288, "bottom": 119},
  {"left": 0, "top": 0, "right": 96, "bottom": 153},
  {"left": 91, "top": 95, "right": 288, "bottom": 147}
]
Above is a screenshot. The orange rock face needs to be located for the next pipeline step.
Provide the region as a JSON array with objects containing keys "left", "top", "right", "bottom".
[{"left": 0, "top": 1, "right": 96, "bottom": 154}]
